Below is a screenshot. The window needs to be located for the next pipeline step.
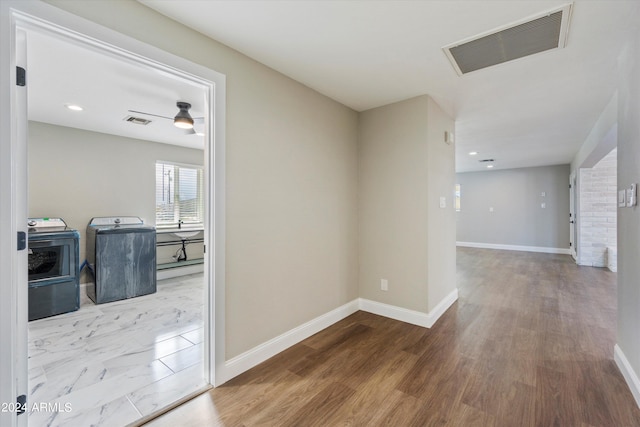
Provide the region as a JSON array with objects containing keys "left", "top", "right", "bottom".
[
  {"left": 455, "top": 184, "right": 461, "bottom": 212},
  {"left": 156, "top": 161, "right": 204, "bottom": 226}
]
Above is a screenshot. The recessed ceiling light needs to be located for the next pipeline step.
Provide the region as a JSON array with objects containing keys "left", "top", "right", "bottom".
[
  {"left": 65, "top": 104, "right": 83, "bottom": 111},
  {"left": 487, "top": 164, "right": 494, "bottom": 169},
  {"left": 469, "top": 151, "right": 478, "bottom": 156}
]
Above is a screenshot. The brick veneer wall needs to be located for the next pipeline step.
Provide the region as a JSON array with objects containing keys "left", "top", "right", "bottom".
[{"left": 578, "top": 148, "right": 617, "bottom": 267}]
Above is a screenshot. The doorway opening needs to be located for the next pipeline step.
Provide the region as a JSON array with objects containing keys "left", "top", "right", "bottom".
[
  {"left": 576, "top": 148, "right": 618, "bottom": 270},
  {"left": 1, "top": 3, "right": 226, "bottom": 426}
]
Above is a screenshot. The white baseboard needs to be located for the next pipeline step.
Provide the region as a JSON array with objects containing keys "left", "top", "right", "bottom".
[
  {"left": 219, "top": 299, "right": 360, "bottom": 383},
  {"left": 218, "top": 289, "right": 459, "bottom": 384},
  {"left": 157, "top": 263, "right": 204, "bottom": 280},
  {"left": 359, "top": 289, "right": 458, "bottom": 328},
  {"left": 457, "top": 241, "right": 571, "bottom": 255},
  {"left": 427, "top": 289, "right": 459, "bottom": 325},
  {"left": 614, "top": 344, "right": 640, "bottom": 409}
]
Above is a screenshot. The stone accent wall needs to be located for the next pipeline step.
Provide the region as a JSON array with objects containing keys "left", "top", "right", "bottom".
[{"left": 578, "top": 148, "right": 617, "bottom": 267}]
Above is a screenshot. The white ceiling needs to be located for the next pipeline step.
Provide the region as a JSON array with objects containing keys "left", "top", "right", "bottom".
[
  {"left": 27, "top": 30, "right": 206, "bottom": 150},
  {"left": 28, "top": 1, "right": 640, "bottom": 171},
  {"left": 139, "top": 0, "right": 639, "bottom": 172}
]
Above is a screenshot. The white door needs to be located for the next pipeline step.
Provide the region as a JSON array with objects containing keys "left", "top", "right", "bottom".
[
  {"left": 15, "top": 28, "right": 29, "bottom": 427},
  {"left": 3, "top": 5, "right": 226, "bottom": 424},
  {"left": 0, "top": 7, "right": 29, "bottom": 425}
]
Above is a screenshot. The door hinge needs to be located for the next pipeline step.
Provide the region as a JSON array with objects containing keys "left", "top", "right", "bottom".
[
  {"left": 17, "top": 231, "right": 26, "bottom": 251},
  {"left": 16, "top": 67, "right": 26, "bottom": 87},
  {"left": 203, "top": 244, "right": 206, "bottom": 254},
  {"left": 16, "top": 394, "right": 26, "bottom": 416}
]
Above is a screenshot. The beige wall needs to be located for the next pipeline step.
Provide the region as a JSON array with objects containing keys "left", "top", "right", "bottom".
[
  {"left": 456, "top": 164, "right": 570, "bottom": 250},
  {"left": 425, "top": 97, "right": 456, "bottom": 311},
  {"left": 28, "top": 121, "right": 206, "bottom": 277},
  {"left": 28, "top": 121, "right": 205, "bottom": 267},
  {"left": 45, "top": 0, "right": 360, "bottom": 359},
  {"left": 41, "top": 1, "right": 456, "bottom": 363},
  {"left": 358, "top": 95, "right": 456, "bottom": 313},
  {"left": 617, "top": 23, "right": 640, "bottom": 397}
]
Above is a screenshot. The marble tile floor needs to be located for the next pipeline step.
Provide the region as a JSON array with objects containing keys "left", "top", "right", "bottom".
[{"left": 27, "top": 273, "right": 209, "bottom": 427}]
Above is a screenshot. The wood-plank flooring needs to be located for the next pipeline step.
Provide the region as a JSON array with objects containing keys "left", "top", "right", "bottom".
[{"left": 142, "top": 248, "right": 640, "bottom": 426}]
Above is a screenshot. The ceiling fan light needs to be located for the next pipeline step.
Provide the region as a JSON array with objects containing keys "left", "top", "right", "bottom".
[
  {"left": 174, "top": 116, "right": 194, "bottom": 129},
  {"left": 174, "top": 101, "right": 194, "bottom": 129}
]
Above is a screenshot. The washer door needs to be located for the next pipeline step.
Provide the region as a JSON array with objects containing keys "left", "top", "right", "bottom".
[{"left": 27, "top": 238, "right": 73, "bottom": 283}]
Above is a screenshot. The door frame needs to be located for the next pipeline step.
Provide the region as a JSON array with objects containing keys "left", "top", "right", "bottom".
[
  {"left": 0, "top": 2, "right": 226, "bottom": 425},
  {"left": 569, "top": 172, "right": 578, "bottom": 260}
]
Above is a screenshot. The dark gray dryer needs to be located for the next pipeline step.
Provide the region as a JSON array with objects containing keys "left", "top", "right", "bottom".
[{"left": 86, "top": 216, "right": 156, "bottom": 304}]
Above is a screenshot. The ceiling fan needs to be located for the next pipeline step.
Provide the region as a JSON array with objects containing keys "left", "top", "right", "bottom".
[{"left": 128, "top": 101, "right": 204, "bottom": 135}]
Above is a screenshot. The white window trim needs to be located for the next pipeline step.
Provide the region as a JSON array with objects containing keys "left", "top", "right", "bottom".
[{"left": 156, "top": 160, "right": 205, "bottom": 228}]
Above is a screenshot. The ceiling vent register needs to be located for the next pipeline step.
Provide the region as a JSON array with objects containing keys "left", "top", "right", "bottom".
[
  {"left": 124, "top": 115, "right": 152, "bottom": 126},
  {"left": 443, "top": 4, "right": 572, "bottom": 75}
]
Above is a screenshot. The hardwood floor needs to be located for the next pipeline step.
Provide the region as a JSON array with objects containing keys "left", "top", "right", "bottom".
[{"left": 142, "top": 248, "right": 640, "bottom": 426}]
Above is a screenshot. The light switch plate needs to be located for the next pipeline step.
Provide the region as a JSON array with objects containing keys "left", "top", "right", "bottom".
[
  {"left": 626, "top": 184, "right": 637, "bottom": 207},
  {"left": 619, "top": 190, "right": 626, "bottom": 208},
  {"left": 439, "top": 196, "right": 446, "bottom": 208}
]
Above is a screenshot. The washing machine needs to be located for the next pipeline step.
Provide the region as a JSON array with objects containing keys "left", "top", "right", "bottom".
[{"left": 86, "top": 216, "right": 156, "bottom": 304}]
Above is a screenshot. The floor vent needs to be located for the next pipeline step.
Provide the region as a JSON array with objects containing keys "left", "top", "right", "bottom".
[
  {"left": 443, "top": 4, "right": 573, "bottom": 75},
  {"left": 124, "top": 115, "right": 152, "bottom": 125}
]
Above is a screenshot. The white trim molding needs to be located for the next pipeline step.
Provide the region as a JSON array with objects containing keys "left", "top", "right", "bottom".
[
  {"left": 219, "top": 300, "right": 360, "bottom": 384},
  {"left": 359, "top": 289, "right": 458, "bottom": 328},
  {"left": 218, "top": 289, "right": 459, "bottom": 384},
  {"left": 614, "top": 344, "right": 640, "bottom": 409},
  {"left": 457, "top": 241, "right": 571, "bottom": 255}
]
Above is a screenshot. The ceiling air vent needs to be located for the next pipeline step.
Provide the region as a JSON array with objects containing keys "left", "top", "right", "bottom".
[
  {"left": 443, "top": 4, "right": 572, "bottom": 75},
  {"left": 124, "top": 115, "right": 152, "bottom": 126}
]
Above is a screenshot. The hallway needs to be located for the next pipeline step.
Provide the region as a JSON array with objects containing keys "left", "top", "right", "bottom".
[{"left": 144, "top": 248, "right": 640, "bottom": 426}]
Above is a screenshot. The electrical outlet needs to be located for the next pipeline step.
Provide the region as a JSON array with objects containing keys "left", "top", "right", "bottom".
[{"left": 381, "top": 279, "right": 388, "bottom": 291}]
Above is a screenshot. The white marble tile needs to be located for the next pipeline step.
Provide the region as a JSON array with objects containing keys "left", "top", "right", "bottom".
[
  {"left": 28, "top": 394, "right": 141, "bottom": 427},
  {"left": 128, "top": 363, "right": 209, "bottom": 416},
  {"left": 27, "top": 274, "right": 207, "bottom": 427},
  {"left": 181, "top": 327, "right": 204, "bottom": 344},
  {"left": 28, "top": 365, "right": 47, "bottom": 401},
  {"left": 31, "top": 361, "right": 108, "bottom": 404},
  {"left": 100, "top": 335, "right": 195, "bottom": 375},
  {"left": 56, "top": 360, "right": 174, "bottom": 412},
  {"left": 160, "top": 343, "right": 203, "bottom": 373}
]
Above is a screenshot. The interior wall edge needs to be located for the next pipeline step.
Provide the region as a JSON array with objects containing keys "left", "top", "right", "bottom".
[
  {"left": 218, "top": 289, "right": 460, "bottom": 384},
  {"left": 614, "top": 344, "right": 640, "bottom": 409},
  {"left": 359, "top": 289, "right": 458, "bottom": 328},
  {"left": 219, "top": 299, "right": 360, "bottom": 384}
]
